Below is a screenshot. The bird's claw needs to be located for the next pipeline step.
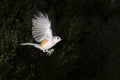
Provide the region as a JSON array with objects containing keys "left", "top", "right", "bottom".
[
  {"left": 43, "top": 49, "right": 54, "bottom": 56},
  {"left": 47, "top": 49, "right": 54, "bottom": 56}
]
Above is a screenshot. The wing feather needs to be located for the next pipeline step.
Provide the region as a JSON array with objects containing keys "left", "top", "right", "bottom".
[{"left": 32, "top": 12, "right": 52, "bottom": 42}]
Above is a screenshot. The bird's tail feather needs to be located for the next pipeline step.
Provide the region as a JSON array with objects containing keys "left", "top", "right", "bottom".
[
  {"left": 20, "top": 43, "right": 37, "bottom": 46},
  {"left": 20, "top": 43, "right": 42, "bottom": 50}
]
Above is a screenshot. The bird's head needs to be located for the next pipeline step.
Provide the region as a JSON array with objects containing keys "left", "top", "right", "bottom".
[{"left": 53, "top": 36, "right": 62, "bottom": 44}]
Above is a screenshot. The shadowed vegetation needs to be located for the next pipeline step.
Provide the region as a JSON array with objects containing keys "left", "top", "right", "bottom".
[{"left": 0, "top": 0, "right": 120, "bottom": 80}]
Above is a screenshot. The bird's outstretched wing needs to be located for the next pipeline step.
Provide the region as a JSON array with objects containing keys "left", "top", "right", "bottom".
[{"left": 32, "top": 12, "right": 52, "bottom": 42}]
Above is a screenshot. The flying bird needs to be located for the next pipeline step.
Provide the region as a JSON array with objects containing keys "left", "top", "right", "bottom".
[{"left": 20, "top": 12, "right": 61, "bottom": 56}]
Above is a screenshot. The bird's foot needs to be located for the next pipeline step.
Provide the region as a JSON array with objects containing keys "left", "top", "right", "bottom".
[
  {"left": 47, "top": 49, "right": 54, "bottom": 56},
  {"left": 42, "top": 49, "right": 54, "bottom": 56}
]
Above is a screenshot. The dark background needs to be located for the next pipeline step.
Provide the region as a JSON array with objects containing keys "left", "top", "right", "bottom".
[{"left": 0, "top": 0, "right": 120, "bottom": 80}]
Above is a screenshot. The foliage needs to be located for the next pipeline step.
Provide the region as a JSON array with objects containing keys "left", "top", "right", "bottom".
[{"left": 0, "top": 0, "right": 120, "bottom": 80}]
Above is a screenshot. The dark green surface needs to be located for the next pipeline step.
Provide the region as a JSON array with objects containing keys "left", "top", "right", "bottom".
[{"left": 0, "top": 0, "right": 120, "bottom": 80}]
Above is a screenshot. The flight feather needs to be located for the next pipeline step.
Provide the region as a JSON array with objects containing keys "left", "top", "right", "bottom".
[{"left": 32, "top": 12, "right": 52, "bottom": 42}]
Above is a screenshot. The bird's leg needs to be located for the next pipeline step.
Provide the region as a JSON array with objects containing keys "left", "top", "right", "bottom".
[
  {"left": 42, "top": 49, "right": 54, "bottom": 56},
  {"left": 49, "top": 49, "right": 54, "bottom": 53},
  {"left": 47, "top": 49, "right": 54, "bottom": 56},
  {"left": 43, "top": 49, "right": 48, "bottom": 53}
]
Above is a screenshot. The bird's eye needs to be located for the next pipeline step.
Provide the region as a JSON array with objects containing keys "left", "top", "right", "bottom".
[{"left": 57, "top": 37, "right": 59, "bottom": 40}]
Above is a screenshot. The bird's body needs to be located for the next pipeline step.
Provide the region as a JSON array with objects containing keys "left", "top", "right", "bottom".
[
  {"left": 40, "top": 38, "right": 51, "bottom": 49},
  {"left": 21, "top": 12, "right": 61, "bottom": 55}
]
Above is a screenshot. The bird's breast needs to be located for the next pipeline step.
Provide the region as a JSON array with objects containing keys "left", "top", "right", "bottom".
[
  {"left": 40, "top": 38, "right": 49, "bottom": 47},
  {"left": 40, "top": 38, "right": 55, "bottom": 49}
]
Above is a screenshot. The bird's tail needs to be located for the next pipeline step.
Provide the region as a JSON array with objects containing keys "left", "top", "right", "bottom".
[
  {"left": 20, "top": 43, "right": 37, "bottom": 46},
  {"left": 20, "top": 43, "right": 42, "bottom": 50}
]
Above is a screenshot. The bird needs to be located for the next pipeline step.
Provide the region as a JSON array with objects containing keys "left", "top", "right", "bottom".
[{"left": 20, "top": 12, "right": 62, "bottom": 56}]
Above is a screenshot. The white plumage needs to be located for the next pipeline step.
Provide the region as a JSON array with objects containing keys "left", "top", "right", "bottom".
[
  {"left": 21, "top": 12, "right": 61, "bottom": 56},
  {"left": 32, "top": 12, "right": 52, "bottom": 42}
]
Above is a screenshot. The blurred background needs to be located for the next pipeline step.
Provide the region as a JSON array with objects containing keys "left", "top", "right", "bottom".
[{"left": 0, "top": 0, "right": 120, "bottom": 80}]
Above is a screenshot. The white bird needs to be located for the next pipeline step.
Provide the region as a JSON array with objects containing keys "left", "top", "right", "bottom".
[{"left": 20, "top": 12, "right": 61, "bottom": 56}]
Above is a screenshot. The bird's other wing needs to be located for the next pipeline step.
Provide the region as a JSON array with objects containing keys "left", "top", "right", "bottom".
[{"left": 32, "top": 12, "right": 53, "bottom": 42}]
